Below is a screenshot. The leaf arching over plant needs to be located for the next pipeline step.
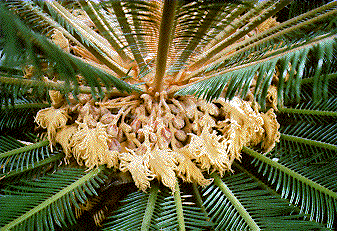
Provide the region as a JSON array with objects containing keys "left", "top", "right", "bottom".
[{"left": 0, "top": 2, "right": 139, "bottom": 97}]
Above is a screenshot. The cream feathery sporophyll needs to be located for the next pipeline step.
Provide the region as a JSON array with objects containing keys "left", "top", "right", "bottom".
[{"left": 35, "top": 89, "right": 280, "bottom": 192}]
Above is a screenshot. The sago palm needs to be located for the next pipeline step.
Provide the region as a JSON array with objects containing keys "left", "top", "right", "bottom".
[{"left": 0, "top": 0, "right": 337, "bottom": 230}]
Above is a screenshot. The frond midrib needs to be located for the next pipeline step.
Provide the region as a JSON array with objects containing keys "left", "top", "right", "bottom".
[
  {"left": 243, "top": 146, "right": 337, "bottom": 200},
  {"left": 0, "top": 153, "right": 63, "bottom": 180},
  {"left": 0, "top": 140, "right": 49, "bottom": 158},
  {"left": 212, "top": 173, "right": 261, "bottom": 230},
  {"left": 2, "top": 167, "right": 103, "bottom": 230}
]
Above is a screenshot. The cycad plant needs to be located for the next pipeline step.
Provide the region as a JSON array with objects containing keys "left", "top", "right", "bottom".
[{"left": 1, "top": 0, "right": 337, "bottom": 230}]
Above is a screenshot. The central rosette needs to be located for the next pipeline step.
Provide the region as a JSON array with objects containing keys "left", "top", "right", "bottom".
[{"left": 35, "top": 90, "right": 280, "bottom": 192}]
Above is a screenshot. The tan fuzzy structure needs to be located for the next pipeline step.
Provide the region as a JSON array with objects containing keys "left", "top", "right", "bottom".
[
  {"left": 266, "top": 85, "right": 278, "bottom": 110},
  {"left": 71, "top": 122, "right": 118, "bottom": 170},
  {"left": 174, "top": 148, "right": 213, "bottom": 186},
  {"left": 51, "top": 29, "right": 70, "bottom": 53},
  {"left": 257, "top": 17, "right": 280, "bottom": 33},
  {"left": 36, "top": 91, "right": 280, "bottom": 192},
  {"left": 119, "top": 148, "right": 155, "bottom": 192},
  {"left": 55, "top": 125, "right": 77, "bottom": 160},
  {"left": 148, "top": 146, "right": 177, "bottom": 191},
  {"left": 216, "top": 97, "right": 265, "bottom": 161},
  {"left": 189, "top": 126, "right": 232, "bottom": 176},
  {"left": 23, "top": 65, "right": 35, "bottom": 79},
  {"left": 35, "top": 107, "right": 69, "bottom": 144},
  {"left": 261, "top": 109, "right": 281, "bottom": 153},
  {"left": 31, "top": 8, "right": 284, "bottom": 193},
  {"left": 49, "top": 90, "right": 65, "bottom": 109}
]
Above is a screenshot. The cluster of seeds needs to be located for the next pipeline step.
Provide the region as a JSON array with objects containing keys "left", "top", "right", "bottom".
[{"left": 35, "top": 89, "right": 280, "bottom": 192}]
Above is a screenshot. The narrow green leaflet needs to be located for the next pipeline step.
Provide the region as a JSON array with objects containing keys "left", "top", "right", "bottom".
[{"left": 0, "top": 167, "right": 106, "bottom": 231}]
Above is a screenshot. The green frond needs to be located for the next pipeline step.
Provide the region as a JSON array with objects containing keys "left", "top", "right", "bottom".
[
  {"left": 0, "top": 79, "right": 49, "bottom": 132},
  {"left": 189, "top": 1, "right": 337, "bottom": 78},
  {"left": 123, "top": 1, "right": 153, "bottom": 56},
  {"left": 4, "top": 0, "right": 91, "bottom": 63},
  {"left": 100, "top": 1, "right": 262, "bottom": 86},
  {"left": 0, "top": 71, "right": 49, "bottom": 108},
  {"left": 167, "top": 1, "right": 232, "bottom": 76},
  {"left": 3, "top": 0, "right": 53, "bottom": 35},
  {"left": 280, "top": 122, "right": 337, "bottom": 146},
  {"left": 0, "top": 107, "right": 36, "bottom": 133},
  {"left": 203, "top": 171, "right": 328, "bottom": 230},
  {"left": 105, "top": 1, "right": 154, "bottom": 71},
  {"left": 43, "top": 1, "right": 129, "bottom": 77},
  {"left": 102, "top": 189, "right": 153, "bottom": 230},
  {"left": 177, "top": 34, "right": 337, "bottom": 107},
  {"left": 0, "top": 3, "right": 139, "bottom": 97},
  {"left": 78, "top": 0, "right": 132, "bottom": 64},
  {"left": 3, "top": 0, "right": 75, "bottom": 41},
  {"left": 173, "top": 181, "right": 185, "bottom": 231},
  {"left": 167, "top": 0, "right": 284, "bottom": 80},
  {"left": 272, "top": 138, "right": 337, "bottom": 194},
  {"left": 245, "top": 147, "right": 337, "bottom": 229},
  {"left": 176, "top": 2, "right": 337, "bottom": 106},
  {"left": 0, "top": 74, "right": 133, "bottom": 104},
  {"left": 156, "top": 184, "right": 213, "bottom": 231},
  {"left": 185, "top": 0, "right": 287, "bottom": 73},
  {"left": 0, "top": 166, "right": 106, "bottom": 231},
  {"left": 103, "top": 182, "right": 213, "bottom": 231},
  {"left": 140, "top": 183, "right": 159, "bottom": 231},
  {"left": 0, "top": 76, "right": 48, "bottom": 105},
  {"left": 210, "top": 173, "right": 259, "bottom": 230},
  {"left": 286, "top": 0, "right": 335, "bottom": 20},
  {"left": 278, "top": 101, "right": 337, "bottom": 123},
  {"left": 275, "top": 96, "right": 337, "bottom": 159},
  {"left": 0, "top": 136, "right": 63, "bottom": 182},
  {"left": 1, "top": 1, "right": 337, "bottom": 230},
  {"left": 300, "top": 72, "right": 337, "bottom": 101},
  {"left": 277, "top": 70, "right": 337, "bottom": 121},
  {"left": 1, "top": 102, "right": 48, "bottom": 110},
  {"left": 102, "top": 182, "right": 162, "bottom": 231}
]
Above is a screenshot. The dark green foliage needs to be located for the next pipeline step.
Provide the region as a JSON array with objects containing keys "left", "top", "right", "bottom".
[
  {"left": 281, "top": 122, "right": 337, "bottom": 145},
  {"left": 103, "top": 190, "right": 153, "bottom": 230},
  {"left": 177, "top": 2, "right": 337, "bottom": 106},
  {"left": 0, "top": 167, "right": 106, "bottom": 231},
  {"left": 0, "top": 71, "right": 49, "bottom": 132},
  {"left": 241, "top": 61, "right": 337, "bottom": 229},
  {"left": 177, "top": 36, "right": 337, "bottom": 108},
  {"left": 287, "top": 0, "right": 335, "bottom": 20},
  {"left": 0, "top": 135, "right": 63, "bottom": 182},
  {"left": 248, "top": 141, "right": 337, "bottom": 228},
  {"left": 0, "top": 96, "right": 48, "bottom": 133},
  {"left": 102, "top": 183, "right": 213, "bottom": 231},
  {"left": 2, "top": 0, "right": 56, "bottom": 35},
  {"left": 278, "top": 98, "right": 337, "bottom": 123},
  {"left": 0, "top": 107, "right": 37, "bottom": 133},
  {"left": 0, "top": 77, "right": 49, "bottom": 107},
  {"left": 156, "top": 188, "right": 213, "bottom": 230},
  {"left": 0, "top": 2, "right": 139, "bottom": 98},
  {"left": 203, "top": 172, "right": 327, "bottom": 230}
]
